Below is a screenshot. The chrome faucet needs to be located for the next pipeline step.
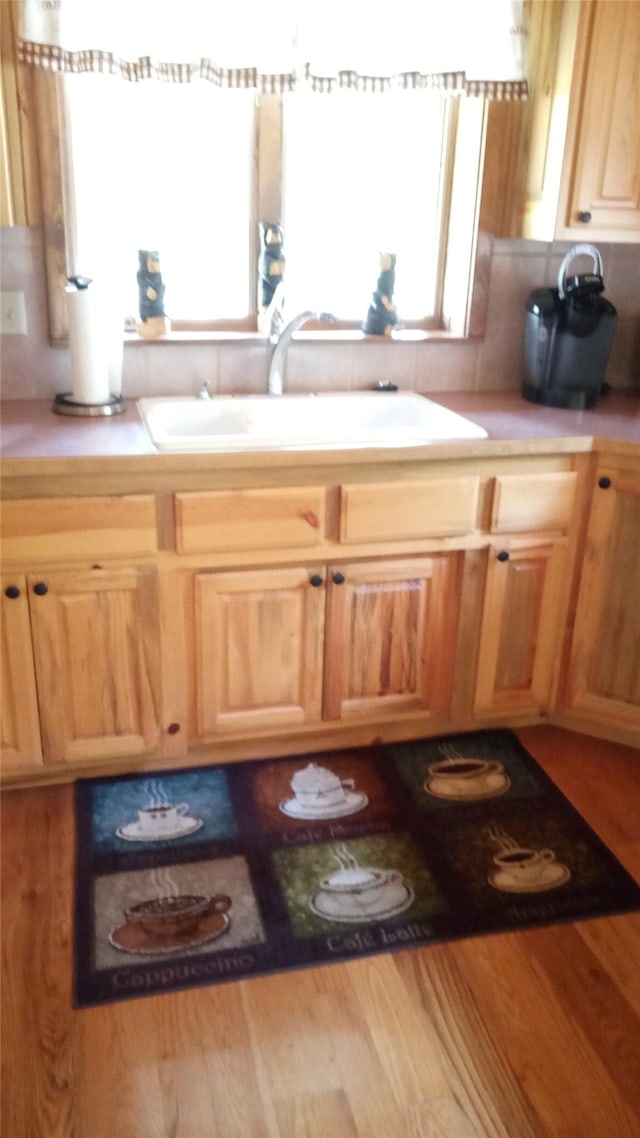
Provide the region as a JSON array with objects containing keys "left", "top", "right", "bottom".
[{"left": 267, "top": 310, "right": 336, "bottom": 396}]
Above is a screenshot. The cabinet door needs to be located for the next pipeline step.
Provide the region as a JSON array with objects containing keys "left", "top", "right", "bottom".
[
  {"left": 474, "top": 541, "right": 568, "bottom": 717},
  {"left": 195, "top": 566, "right": 325, "bottom": 735},
  {"left": 28, "top": 568, "right": 162, "bottom": 764},
  {"left": 561, "top": 0, "right": 640, "bottom": 238},
  {"left": 568, "top": 468, "right": 640, "bottom": 731},
  {"left": 0, "top": 577, "right": 43, "bottom": 772},
  {"left": 323, "top": 555, "right": 459, "bottom": 721}
]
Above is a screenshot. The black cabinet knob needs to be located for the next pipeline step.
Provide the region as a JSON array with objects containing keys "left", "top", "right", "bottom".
[
  {"left": 578, "top": 211, "right": 592, "bottom": 223},
  {"left": 332, "top": 571, "right": 346, "bottom": 585},
  {"left": 309, "top": 574, "right": 323, "bottom": 587},
  {"left": 496, "top": 550, "right": 510, "bottom": 562},
  {"left": 4, "top": 585, "right": 20, "bottom": 599},
  {"left": 598, "top": 476, "right": 612, "bottom": 490},
  {"left": 33, "top": 582, "right": 48, "bottom": 596}
]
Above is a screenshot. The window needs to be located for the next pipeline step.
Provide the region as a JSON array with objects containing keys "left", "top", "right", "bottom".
[
  {"left": 61, "top": 74, "right": 481, "bottom": 335},
  {"left": 64, "top": 74, "right": 256, "bottom": 325}
]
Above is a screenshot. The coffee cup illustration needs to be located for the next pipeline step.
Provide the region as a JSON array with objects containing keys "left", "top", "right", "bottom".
[
  {"left": 493, "top": 847, "right": 556, "bottom": 886},
  {"left": 486, "top": 824, "right": 570, "bottom": 892},
  {"left": 425, "top": 744, "right": 509, "bottom": 800},
  {"left": 136, "top": 802, "right": 191, "bottom": 835},
  {"left": 280, "top": 762, "right": 368, "bottom": 819},
  {"left": 123, "top": 892, "right": 231, "bottom": 943},
  {"left": 310, "top": 846, "right": 413, "bottom": 922},
  {"left": 292, "top": 763, "right": 354, "bottom": 809}
]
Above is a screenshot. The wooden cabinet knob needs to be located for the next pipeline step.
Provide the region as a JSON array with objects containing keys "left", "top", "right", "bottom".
[
  {"left": 4, "top": 585, "right": 20, "bottom": 599},
  {"left": 33, "top": 582, "right": 48, "bottom": 596}
]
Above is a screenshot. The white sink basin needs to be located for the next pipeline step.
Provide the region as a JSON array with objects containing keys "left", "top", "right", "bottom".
[{"left": 138, "top": 392, "right": 488, "bottom": 453}]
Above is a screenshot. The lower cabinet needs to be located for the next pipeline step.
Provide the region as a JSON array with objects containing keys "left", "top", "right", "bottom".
[
  {"left": 27, "top": 567, "right": 163, "bottom": 765},
  {"left": 193, "top": 553, "right": 461, "bottom": 739},
  {"left": 566, "top": 464, "right": 640, "bottom": 734},
  {"left": 474, "top": 539, "right": 569, "bottom": 717},
  {"left": 322, "top": 555, "right": 460, "bottom": 720},
  {"left": 1, "top": 575, "right": 43, "bottom": 771},
  {"left": 195, "top": 565, "right": 326, "bottom": 735}
]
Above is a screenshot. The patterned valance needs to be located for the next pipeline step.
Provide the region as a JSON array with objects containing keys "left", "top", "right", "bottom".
[{"left": 17, "top": 0, "right": 528, "bottom": 99}]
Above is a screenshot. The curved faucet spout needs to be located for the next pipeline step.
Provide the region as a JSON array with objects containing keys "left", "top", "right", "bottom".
[{"left": 268, "top": 310, "right": 336, "bottom": 396}]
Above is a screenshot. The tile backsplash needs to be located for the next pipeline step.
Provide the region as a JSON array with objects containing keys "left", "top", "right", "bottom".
[{"left": 1, "top": 226, "right": 638, "bottom": 400}]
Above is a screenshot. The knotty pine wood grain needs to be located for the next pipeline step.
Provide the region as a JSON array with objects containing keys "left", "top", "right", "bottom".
[{"left": 2, "top": 726, "right": 639, "bottom": 1138}]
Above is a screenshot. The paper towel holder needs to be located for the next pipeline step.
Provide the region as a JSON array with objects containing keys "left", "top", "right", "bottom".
[
  {"left": 52, "top": 392, "right": 126, "bottom": 417},
  {"left": 53, "top": 275, "right": 126, "bottom": 416}
]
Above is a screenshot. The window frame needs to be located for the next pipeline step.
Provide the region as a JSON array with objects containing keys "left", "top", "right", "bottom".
[{"left": 30, "top": 71, "right": 491, "bottom": 346}]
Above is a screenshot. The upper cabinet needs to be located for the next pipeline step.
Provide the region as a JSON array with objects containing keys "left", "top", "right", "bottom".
[
  {"left": 483, "top": 0, "right": 640, "bottom": 243},
  {"left": 556, "top": 0, "right": 640, "bottom": 241}
]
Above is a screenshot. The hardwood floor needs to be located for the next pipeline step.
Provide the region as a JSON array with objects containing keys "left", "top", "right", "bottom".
[{"left": 2, "top": 726, "right": 640, "bottom": 1138}]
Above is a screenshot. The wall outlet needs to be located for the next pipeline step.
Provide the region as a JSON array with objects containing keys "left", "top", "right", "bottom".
[{"left": 0, "top": 291, "right": 28, "bottom": 336}]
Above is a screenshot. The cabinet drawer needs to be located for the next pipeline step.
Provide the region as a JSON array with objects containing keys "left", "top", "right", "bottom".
[
  {"left": 491, "top": 472, "right": 577, "bottom": 533},
  {"left": 175, "top": 487, "right": 326, "bottom": 553},
  {"left": 0, "top": 495, "right": 158, "bottom": 561},
  {"left": 339, "top": 478, "right": 480, "bottom": 543}
]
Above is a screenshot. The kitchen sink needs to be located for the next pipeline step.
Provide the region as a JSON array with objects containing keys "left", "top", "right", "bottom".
[{"left": 137, "top": 392, "right": 488, "bottom": 453}]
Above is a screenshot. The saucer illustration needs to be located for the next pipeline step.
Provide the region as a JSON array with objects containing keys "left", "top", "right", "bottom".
[
  {"left": 309, "top": 882, "right": 414, "bottom": 923},
  {"left": 489, "top": 862, "right": 571, "bottom": 894},
  {"left": 116, "top": 816, "right": 203, "bottom": 842},
  {"left": 109, "top": 910, "right": 230, "bottom": 955},
  {"left": 279, "top": 790, "right": 368, "bottom": 821}
]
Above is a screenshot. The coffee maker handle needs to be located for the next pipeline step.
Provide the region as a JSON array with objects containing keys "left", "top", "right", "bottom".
[{"left": 557, "top": 243, "right": 603, "bottom": 298}]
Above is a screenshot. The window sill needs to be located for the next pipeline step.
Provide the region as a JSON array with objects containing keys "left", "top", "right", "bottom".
[{"left": 122, "top": 328, "right": 478, "bottom": 347}]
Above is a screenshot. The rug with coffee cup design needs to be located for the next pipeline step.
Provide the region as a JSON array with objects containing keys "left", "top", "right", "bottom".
[{"left": 74, "top": 730, "right": 640, "bottom": 1007}]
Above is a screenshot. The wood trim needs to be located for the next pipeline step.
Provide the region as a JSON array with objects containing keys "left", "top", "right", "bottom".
[
  {"left": 0, "top": 0, "right": 41, "bottom": 227},
  {"left": 33, "top": 69, "right": 67, "bottom": 340}
]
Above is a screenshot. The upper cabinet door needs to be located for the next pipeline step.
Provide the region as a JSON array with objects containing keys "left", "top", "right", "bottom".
[
  {"left": 28, "top": 568, "right": 162, "bottom": 764},
  {"left": 558, "top": 0, "right": 640, "bottom": 240}
]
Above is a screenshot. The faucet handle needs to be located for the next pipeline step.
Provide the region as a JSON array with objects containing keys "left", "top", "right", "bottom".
[{"left": 197, "top": 380, "right": 212, "bottom": 399}]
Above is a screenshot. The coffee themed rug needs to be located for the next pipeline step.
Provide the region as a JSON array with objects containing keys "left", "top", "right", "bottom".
[{"left": 74, "top": 730, "right": 640, "bottom": 1007}]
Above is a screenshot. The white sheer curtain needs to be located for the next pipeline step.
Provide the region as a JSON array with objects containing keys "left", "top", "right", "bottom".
[{"left": 18, "top": 0, "right": 528, "bottom": 98}]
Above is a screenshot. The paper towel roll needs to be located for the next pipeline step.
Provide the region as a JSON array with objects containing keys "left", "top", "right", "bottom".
[{"left": 65, "top": 284, "right": 111, "bottom": 405}]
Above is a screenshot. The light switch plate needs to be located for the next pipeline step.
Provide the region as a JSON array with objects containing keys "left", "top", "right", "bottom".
[{"left": 0, "top": 291, "right": 28, "bottom": 335}]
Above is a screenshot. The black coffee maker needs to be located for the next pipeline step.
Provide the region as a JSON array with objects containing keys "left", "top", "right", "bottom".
[{"left": 523, "top": 244, "right": 617, "bottom": 409}]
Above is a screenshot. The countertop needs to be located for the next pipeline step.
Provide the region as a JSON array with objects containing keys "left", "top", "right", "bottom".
[{"left": 1, "top": 392, "right": 639, "bottom": 476}]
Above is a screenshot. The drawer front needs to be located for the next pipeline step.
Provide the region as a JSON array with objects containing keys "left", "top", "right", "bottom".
[
  {"left": 1, "top": 495, "right": 158, "bottom": 561},
  {"left": 175, "top": 487, "right": 326, "bottom": 553},
  {"left": 491, "top": 472, "right": 577, "bottom": 533},
  {"left": 339, "top": 478, "right": 480, "bottom": 543}
]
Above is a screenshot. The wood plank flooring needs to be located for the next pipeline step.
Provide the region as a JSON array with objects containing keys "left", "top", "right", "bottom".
[{"left": 2, "top": 726, "right": 640, "bottom": 1138}]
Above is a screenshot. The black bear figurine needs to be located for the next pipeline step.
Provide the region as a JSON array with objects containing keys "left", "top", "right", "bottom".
[
  {"left": 362, "top": 252, "right": 398, "bottom": 336},
  {"left": 136, "top": 250, "right": 170, "bottom": 339},
  {"left": 259, "top": 223, "right": 286, "bottom": 308},
  {"left": 137, "top": 250, "right": 166, "bottom": 321}
]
